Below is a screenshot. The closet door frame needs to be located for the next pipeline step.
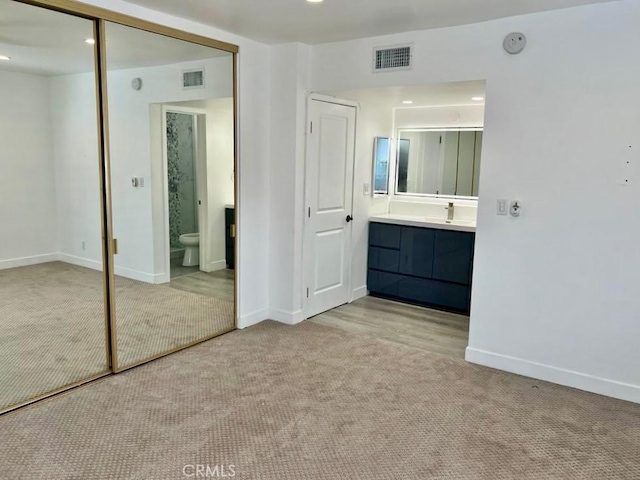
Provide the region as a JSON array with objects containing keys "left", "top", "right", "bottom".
[{"left": 2, "top": 0, "right": 239, "bottom": 413}]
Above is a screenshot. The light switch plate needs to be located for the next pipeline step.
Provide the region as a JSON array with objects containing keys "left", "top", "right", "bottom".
[
  {"left": 497, "top": 199, "right": 508, "bottom": 216},
  {"left": 363, "top": 182, "right": 371, "bottom": 195}
]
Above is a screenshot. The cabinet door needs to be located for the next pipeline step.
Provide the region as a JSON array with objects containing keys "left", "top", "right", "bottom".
[
  {"left": 369, "top": 222, "right": 401, "bottom": 249},
  {"left": 432, "top": 230, "right": 474, "bottom": 284},
  {"left": 399, "top": 226, "right": 435, "bottom": 279},
  {"left": 369, "top": 247, "right": 400, "bottom": 273}
]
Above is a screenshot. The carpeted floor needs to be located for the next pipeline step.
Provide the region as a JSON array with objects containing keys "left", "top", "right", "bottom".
[
  {"left": 0, "top": 262, "right": 234, "bottom": 411},
  {"left": 1, "top": 320, "right": 639, "bottom": 479}
]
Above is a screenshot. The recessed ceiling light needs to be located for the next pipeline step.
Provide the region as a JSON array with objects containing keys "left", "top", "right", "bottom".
[
  {"left": 471, "top": 96, "right": 485, "bottom": 102},
  {"left": 402, "top": 100, "right": 413, "bottom": 105},
  {"left": 0, "top": 55, "right": 10, "bottom": 61},
  {"left": 85, "top": 38, "right": 96, "bottom": 45},
  {"left": 307, "top": 0, "right": 324, "bottom": 3}
]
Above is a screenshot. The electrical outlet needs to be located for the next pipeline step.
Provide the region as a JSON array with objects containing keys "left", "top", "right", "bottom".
[
  {"left": 363, "top": 183, "right": 371, "bottom": 195},
  {"left": 82, "top": 241, "right": 86, "bottom": 251}
]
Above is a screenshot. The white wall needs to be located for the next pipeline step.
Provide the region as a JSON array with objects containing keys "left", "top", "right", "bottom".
[
  {"left": 306, "top": 0, "right": 640, "bottom": 402},
  {"left": 78, "top": 0, "right": 271, "bottom": 328},
  {"left": 0, "top": 70, "right": 58, "bottom": 269},
  {"left": 268, "top": 43, "right": 310, "bottom": 324},
  {"left": 50, "top": 72, "right": 103, "bottom": 270}
]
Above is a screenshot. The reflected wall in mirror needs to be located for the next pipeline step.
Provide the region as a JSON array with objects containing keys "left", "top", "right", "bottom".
[
  {"left": 104, "top": 22, "right": 236, "bottom": 370},
  {"left": 0, "top": 0, "right": 108, "bottom": 411},
  {"left": 396, "top": 129, "right": 483, "bottom": 198},
  {"left": 373, "top": 137, "right": 391, "bottom": 195}
]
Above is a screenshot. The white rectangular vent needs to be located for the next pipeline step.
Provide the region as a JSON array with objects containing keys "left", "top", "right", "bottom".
[
  {"left": 373, "top": 45, "right": 412, "bottom": 72},
  {"left": 183, "top": 68, "right": 205, "bottom": 89}
]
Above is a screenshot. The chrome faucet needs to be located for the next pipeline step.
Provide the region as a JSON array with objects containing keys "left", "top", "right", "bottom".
[{"left": 446, "top": 202, "right": 455, "bottom": 222}]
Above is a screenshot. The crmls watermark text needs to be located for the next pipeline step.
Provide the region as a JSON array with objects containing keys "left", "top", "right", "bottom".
[{"left": 183, "top": 464, "right": 236, "bottom": 478}]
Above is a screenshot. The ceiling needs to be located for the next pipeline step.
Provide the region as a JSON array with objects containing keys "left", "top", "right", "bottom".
[
  {"left": 328, "top": 81, "right": 486, "bottom": 111},
  {"left": 0, "top": 0, "right": 229, "bottom": 76},
  {"left": 124, "top": 0, "right": 616, "bottom": 45}
]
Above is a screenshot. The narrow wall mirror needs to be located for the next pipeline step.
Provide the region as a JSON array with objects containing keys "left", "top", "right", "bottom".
[
  {"left": 373, "top": 136, "right": 391, "bottom": 195},
  {"left": 396, "top": 128, "right": 483, "bottom": 198},
  {"left": 0, "top": 0, "right": 109, "bottom": 411},
  {"left": 103, "top": 22, "right": 236, "bottom": 371}
]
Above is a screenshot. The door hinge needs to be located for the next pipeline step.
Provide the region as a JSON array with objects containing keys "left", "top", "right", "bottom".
[
  {"left": 306, "top": 288, "right": 309, "bottom": 298},
  {"left": 310, "top": 121, "right": 313, "bottom": 134},
  {"left": 308, "top": 207, "right": 311, "bottom": 218},
  {"left": 113, "top": 238, "right": 118, "bottom": 255}
]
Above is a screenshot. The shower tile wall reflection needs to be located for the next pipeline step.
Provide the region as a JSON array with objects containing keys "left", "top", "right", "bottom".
[
  {"left": 104, "top": 22, "right": 236, "bottom": 369},
  {"left": 0, "top": 0, "right": 108, "bottom": 410}
]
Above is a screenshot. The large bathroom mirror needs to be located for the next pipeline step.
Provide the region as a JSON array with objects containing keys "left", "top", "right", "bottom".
[
  {"left": 396, "top": 129, "right": 483, "bottom": 198},
  {"left": 104, "top": 22, "right": 236, "bottom": 370},
  {"left": 0, "top": 0, "right": 109, "bottom": 411}
]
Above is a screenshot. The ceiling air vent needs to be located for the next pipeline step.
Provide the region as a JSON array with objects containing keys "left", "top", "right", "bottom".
[
  {"left": 373, "top": 44, "right": 413, "bottom": 72},
  {"left": 183, "top": 68, "right": 205, "bottom": 89}
]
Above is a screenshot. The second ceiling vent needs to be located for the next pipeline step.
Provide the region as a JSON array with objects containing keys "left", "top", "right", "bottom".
[{"left": 373, "top": 44, "right": 413, "bottom": 72}]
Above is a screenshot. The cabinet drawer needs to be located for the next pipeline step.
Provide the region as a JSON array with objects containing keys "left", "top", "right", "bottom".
[
  {"left": 399, "top": 277, "right": 470, "bottom": 313},
  {"left": 368, "top": 270, "right": 402, "bottom": 297},
  {"left": 399, "top": 226, "right": 435, "bottom": 279},
  {"left": 368, "top": 247, "right": 400, "bottom": 273},
  {"left": 432, "top": 230, "right": 474, "bottom": 284},
  {"left": 369, "top": 223, "right": 401, "bottom": 249}
]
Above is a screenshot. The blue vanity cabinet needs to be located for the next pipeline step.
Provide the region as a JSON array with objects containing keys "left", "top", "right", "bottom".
[{"left": 367, "top": 222, "right": 475, "bottom": 314}]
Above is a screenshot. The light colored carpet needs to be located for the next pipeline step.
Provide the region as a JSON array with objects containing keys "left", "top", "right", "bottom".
[
  {"left": 0, "top": 320, "right": 639, "bottom": 479},
  {"left": 0, "top": 262, "right": 234, "bottom": 410}
]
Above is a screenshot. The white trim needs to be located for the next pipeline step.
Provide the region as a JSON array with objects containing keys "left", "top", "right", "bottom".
[
  {"left": 0, "top": 253, "right": 59, "bottom": 270},
  {"left": 114, "top": 266, "right": 166, "bottom": 284},
  {"left": 58, "top": 253, "right": 102, "bottom": 271},
  {"left": 161, "top": 105, "right": 209, "bottom": 281},
  {"left": 238, "top": 308, "right": 269, "bottom": 329},
  {"left": 269, "top": 308, "right": 305, "bottom": 325},
  {"left": 201, "top": 259, "right": 227, "bottom": 273},
  {"left": 351, "top": 286, "right": 368, "bottom": 302},
  {"left": 465, "top": 347, "right": 640, "bottom": 404}
]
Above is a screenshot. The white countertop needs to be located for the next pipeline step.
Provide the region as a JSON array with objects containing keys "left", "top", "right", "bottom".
[
  {"left": 225, "top": 204, "right": 235, "bottom": 209},
  {"left": 370, "top": 214, "right": 476, "bottom": 233}
]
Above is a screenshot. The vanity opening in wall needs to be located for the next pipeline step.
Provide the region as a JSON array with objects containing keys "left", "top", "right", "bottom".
[{"left": 310, "top": 80, "right": 485, "bottom": 359}]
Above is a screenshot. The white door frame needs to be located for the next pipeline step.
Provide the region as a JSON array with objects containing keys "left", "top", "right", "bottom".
[
  {"left": 302, "top": 93, "right": 359, "bottom": 319},
  {"left": 161, "top": 105, "right": 209, "bottom": 281}
]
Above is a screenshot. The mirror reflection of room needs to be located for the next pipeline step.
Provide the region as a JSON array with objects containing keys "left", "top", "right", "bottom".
[
  {"left": 0, "top": 0, "right": 109, "bottom": 411},
  {"left": 104, "top": 22, "right": 236, "bottom": 370},
  {"left": 397, "top": 129, "right": 483, "bottom": 197}
]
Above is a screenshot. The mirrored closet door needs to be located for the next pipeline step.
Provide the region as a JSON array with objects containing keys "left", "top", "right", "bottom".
[
  {"left": 103, "top": 22, "right": 236, "bottom": 370},
  {"left": 0, "top": 0, "right": 109, "bottom": 411}
]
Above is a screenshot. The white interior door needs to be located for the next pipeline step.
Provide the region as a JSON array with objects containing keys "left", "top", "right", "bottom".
[{"left": 304, "top": 98, "right": 357, "bottom": 318}]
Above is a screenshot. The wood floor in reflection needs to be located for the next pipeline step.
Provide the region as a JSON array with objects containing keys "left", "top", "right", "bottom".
[{"left": 310, "top": 296, "right": 469, "bottom": 359}]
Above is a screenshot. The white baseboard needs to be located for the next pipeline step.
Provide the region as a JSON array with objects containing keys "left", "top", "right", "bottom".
[
  {"left": 201, "top": 259, "right": 227, "bottom": 273},
  {"left": 465, "top": 347, "right": 640, "bottom": 404},
  {"left": 0, "top": 253, "right": 59, "bottom": 270},
  {"left": 269, "top": 308, "right": 305, "bottom": 325},
  {"left": 351, "top": 285, "right": 368, "bottom": 302},
  {"left": 238, "top": 308, "right": 269, "bottom": 329},
  {"left": 115, "top": 265, "right": 165, "bottom": 284},
  {"left": 58, "top": 253, "right": 102, "bottom": 271}
]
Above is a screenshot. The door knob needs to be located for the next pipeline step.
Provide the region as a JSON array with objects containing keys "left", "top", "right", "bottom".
[{"left": 346, "top": 215, "right": 353, "bottom": 223}]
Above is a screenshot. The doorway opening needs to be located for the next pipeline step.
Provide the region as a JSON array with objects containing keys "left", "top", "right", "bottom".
[{"left": 305, "top": 81, "right": 486, "bottom": 360}]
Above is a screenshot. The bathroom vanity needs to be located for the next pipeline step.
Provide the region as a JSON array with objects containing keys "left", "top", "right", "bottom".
[
  {"left": 367, "top": 215, "right": 475, "bottom": 315},
  {"left": 225, "top": 205, "right": 235, "bottom": 269}
]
